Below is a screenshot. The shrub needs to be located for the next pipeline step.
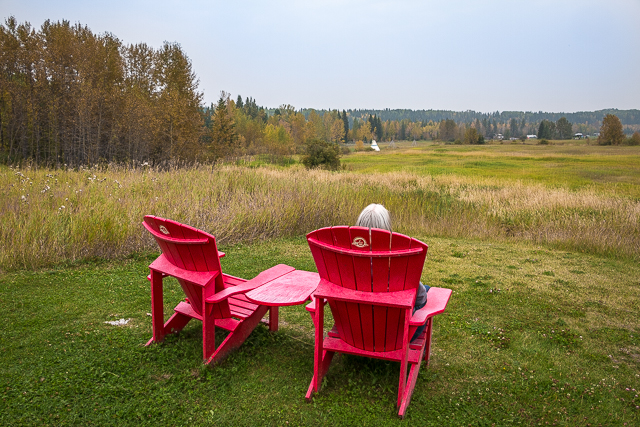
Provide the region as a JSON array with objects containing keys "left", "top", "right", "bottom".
[
  {"left": 301, "top": 139, "right": 341, "bottom": 170},
  {"left": 354, "top": 140, "right": 373, "bottom": 152},
  {"left": 339, "top": 145, "right": 351, "bottom": 155},
  {"left": 625, "top": 132, "right": 640, "bottom": 146}
]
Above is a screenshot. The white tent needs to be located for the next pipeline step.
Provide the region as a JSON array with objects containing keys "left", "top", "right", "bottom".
[{"left": 370, "top": 140, "right": 380, "bottom": 151}]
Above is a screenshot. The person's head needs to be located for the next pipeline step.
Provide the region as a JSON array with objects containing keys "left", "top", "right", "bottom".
[{"left": 355, "top": 203, "right": 392, "bottom": 232}]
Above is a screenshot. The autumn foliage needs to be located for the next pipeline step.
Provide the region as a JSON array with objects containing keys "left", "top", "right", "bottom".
[
  {"left": 0, "top": 17, "right": 203, "bottom": 166},
  {"left": 598, "top": 114, "right": 625, "bottom": 146}
]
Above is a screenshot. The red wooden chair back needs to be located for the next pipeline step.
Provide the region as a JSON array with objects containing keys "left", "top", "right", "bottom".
[
  {"left": 143, "top": 215, "right": 230, "bottom": 319},
  {"left": 307, "top": 226, "right": 428, "bottom": 352}
]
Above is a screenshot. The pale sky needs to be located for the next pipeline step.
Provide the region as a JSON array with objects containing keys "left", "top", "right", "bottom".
[{"left": 2, "top": 0, "right": 639, "bottom": 113}]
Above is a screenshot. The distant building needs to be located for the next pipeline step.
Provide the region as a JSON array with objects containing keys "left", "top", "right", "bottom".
[
  {"left": 526, "top": 134, "right": 537, "bottom": 139},
  {"left": 574, "top": 133, "right": 584, "bottom": 139}
]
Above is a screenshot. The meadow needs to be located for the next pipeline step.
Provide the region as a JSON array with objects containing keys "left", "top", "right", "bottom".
[
  {"left": 1, "top": 141, "right": 638, "bottom": 271},
  {"left": 1, "top": 141, "right": 639, "bottom": 425}
]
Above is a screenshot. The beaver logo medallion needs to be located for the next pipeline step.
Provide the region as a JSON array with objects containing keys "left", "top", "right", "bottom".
[{"left": 352, "top": 237, "right": 369, "bottom": 248}]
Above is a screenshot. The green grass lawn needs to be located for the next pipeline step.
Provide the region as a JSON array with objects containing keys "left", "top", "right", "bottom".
[{"left": 2, "top": 236, "right": 639, "bottom": 426}]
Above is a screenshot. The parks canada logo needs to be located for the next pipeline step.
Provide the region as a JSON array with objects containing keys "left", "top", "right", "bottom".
[{"left": 352, "top": 237, "right": 369, "bottom": 248}]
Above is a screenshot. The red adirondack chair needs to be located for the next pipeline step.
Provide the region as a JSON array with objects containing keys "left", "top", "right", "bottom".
[
  {"left": 143, "top": 215, "right": 294, "bottom": 364},
  {"left": 305, "top": 226, "right": 452, "bottom": 418}
]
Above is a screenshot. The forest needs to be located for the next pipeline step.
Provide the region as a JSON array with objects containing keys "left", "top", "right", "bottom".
[{"left": 2, "top": 17, "right": 639, "bottom": 167}]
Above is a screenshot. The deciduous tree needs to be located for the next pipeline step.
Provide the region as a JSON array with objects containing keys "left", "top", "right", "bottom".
[
  {"left": 463, "top": 127, "right": 480, "bottom": 144},
  {"left": 598, "top": 114, "right": 625, "bottom": 145},
  {"left": 556, "top": 117, "right": 573, "bottom": 140},
  {"left": 439, "top": 119, "right": 457, "bottom": 141}
]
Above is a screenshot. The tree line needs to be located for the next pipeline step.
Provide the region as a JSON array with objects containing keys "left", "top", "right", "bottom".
[
  {"left": 0, "top": 17, "right": 202, "bottom": 166},
  {"left": 339, "top": 108, "right": 640, "bottom": 129},
  {"left": 2, "top": 17, "right": 638, "bottom": 167}
]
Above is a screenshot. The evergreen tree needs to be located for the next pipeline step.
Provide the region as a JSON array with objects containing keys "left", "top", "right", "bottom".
[
  {"left": 368, "top": 115, "right": 375, "bottom": 139},
  {"left": 236, "top": 95, "right": 243, "bottom": 109},
  {"left": 342, "top": 109, "right": 349, "bottom": 143},
  {"left": 375, "top": 116, "right": 383, "bottom": 141},
  {"left": 537, "top": 121, "right": 547, "bottom": 139},
  {"left": 210, "top": 93, "right": 238, "bottom": 158},
  {"left": 537, "top": 120, "right": 556, "bottom": 139},
  {"left": 510, "top": 118, "right": 519, "bottom": 137}
]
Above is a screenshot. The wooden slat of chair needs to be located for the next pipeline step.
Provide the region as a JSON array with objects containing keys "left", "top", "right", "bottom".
[
  {"left": 332, "top": 227, "right": 358, "bottom": 291},
  {"left": 349, "top": 227, "right": 374, "bottom": 291},
  {"left": 389, "top": 232, "right": 413, "bottom": 292},
  {"left": 370, "top": 228, "right": 392, "bottom": 292}
]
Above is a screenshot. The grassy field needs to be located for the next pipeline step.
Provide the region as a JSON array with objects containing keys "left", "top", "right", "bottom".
[
  {"left": 1, "top": 143, "right": 639, "bottom": 425},
  {"left": 345, "top": 141, "right": 640, "bottom": 199},
  {"left": 1, "top": 237, "right": 638, "bottom": 426},
  {"left": 1, "top": 142, "right": 639, "bottom": 271}
]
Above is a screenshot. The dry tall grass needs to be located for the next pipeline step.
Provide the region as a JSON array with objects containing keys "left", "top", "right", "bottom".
[{"left": 1, "top": 163, "right": 638, "bottom": 270}]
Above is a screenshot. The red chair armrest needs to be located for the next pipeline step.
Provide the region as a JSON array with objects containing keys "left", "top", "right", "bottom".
[
  {"left": 409, "top": 287, "right": 453, "bottom": 326},
  {"left": 313, "top": 278, "right": 416, "bottom": 308},
  {"left": 305, "top": 299, "right": 316, "bottom": 313},
  {"left": 206, "top": 264, "right": 295, "bottom": 303}
]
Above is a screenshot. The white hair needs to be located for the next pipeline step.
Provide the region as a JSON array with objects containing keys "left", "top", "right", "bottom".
[{"left": 355, "top": 203, "right": 392, "bottom": 232}]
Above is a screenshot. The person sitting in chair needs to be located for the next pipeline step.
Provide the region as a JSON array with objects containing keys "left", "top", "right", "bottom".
[{"left": 355, "top": 203, "right": 430, "bottom": 342}]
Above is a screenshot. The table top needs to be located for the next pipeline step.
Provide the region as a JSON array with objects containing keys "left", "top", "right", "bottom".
[{"left": 246, "top": 270, "right": 320, "bottom": 307}]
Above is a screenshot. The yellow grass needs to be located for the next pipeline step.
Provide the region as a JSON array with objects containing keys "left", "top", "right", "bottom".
[{"left": 1, "top": 162, "right": 638, "bottom": 271}]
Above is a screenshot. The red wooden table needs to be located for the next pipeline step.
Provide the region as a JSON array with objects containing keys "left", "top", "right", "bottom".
[{"left": 246, "top": 270, "right": 320, "bottom": 306}]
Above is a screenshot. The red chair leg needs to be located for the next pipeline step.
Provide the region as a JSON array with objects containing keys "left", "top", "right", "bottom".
[
  {"left": 147, "top": 270, "right": 168, "bottom": 345},
  {"left": 305, "top": 350, "right": 334, "bottom": 400},
  {"left": 424, "top": 317, "right": 434, "bottom": 363},
  {"left": 204, "top": 305, "right": 269, "bottom": 365},
  {"left": 268, "top": 306, "right": 279, "bottom": 332},
  {"left": 146, "top": 270, "right": 193, "bottom": 346},
  {"left": 397, "top": 309, "right": 411, "bottom": 409},
  {"left": 307, "top": 298, "right": 335, "bottom": 401},
  {"left": 398, "top": 343, "right": 426, "bottom": 418},
  {"left": 203, "top": 304, "right": 216, "bottom": 361}
]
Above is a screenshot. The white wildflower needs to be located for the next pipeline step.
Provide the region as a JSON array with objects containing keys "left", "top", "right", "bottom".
[{"left": 104, "top": 318, "right": 130, "bottom": 326}]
